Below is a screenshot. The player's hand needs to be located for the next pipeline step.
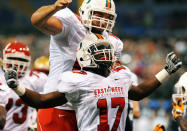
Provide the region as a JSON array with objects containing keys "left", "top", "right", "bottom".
[
  {"left": 164, "top": 52, "right": 182, "bottom": 74},
  {"left": 4, "top": 67, "right": 18, "bottom": 89},
  {"left": 172, "top": 99, "right": 184, "bottom": 120},
  {"left": 154, "top": 124, "right": 165, "bottom": 131},
  {"left": 54, "top": 0, "right": 72, "bottom": 10}
]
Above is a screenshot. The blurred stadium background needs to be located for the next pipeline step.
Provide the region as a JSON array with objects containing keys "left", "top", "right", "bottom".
[{"left": 0, "top": 0, "right": 186, "bottom": 130}]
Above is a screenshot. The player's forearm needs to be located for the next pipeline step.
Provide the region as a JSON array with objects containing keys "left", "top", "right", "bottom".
[
  {"left": 176, "top": 116, "right": 187, "bottom": 131},
  {"left": 128, "top": 77, "right": 161, "bottom": 100},
  {"left": 20, "top": 88, "right": 66, "bottom": 109},
  {"left": 0, "top": 106, "right": 6, "bottom": 129},
  {"left": 31, "top": 4, "right": 58, "bottom": 27}
]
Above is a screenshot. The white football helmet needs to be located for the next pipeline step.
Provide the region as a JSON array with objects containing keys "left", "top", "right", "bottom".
[
  {"left": 3, "top": 41, "right": 31, "bottom": 77},
  {"left": 172, "top": 72, "right": 187, "bottom": 103},
  {"left": 76, "top": 33, "right": 115, "bottom": 68},
  {"left": 79, "top": 0, "right": 117, "bottom": 32}
]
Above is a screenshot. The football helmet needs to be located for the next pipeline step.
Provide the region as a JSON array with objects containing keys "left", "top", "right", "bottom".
[
  {"left": 76, "top": 33, "right": 114, "bottom": 68},
  {"left": 79, "top": 0, "right": 117, "bottom": 32},
  {"left": 3, "top": 41, "right": 31, "bottom": 77},
  {"left": 33, "top": 56, "right": 49, "bottom": 75},
  {"left": 172, "top": 72, "right": 187, "bottom": 103}
]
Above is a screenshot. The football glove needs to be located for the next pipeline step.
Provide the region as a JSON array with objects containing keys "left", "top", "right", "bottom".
[
  {"left": 154, "top": 124, "right": 165, "bottom": 131},
  {"left": 165, "top": 52, "right": 182, "bottom": 74},
  {"left": 4, "top": 67, "right": 18, "bottom": 89},
  {"left": 172, "top": 99, "right": 184, "bottom": 120}
]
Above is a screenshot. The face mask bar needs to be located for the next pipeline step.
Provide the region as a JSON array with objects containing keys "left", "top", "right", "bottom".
[
  {"left": 172, "top": 94, "right": 187, "bottom": 104},
  {"left": 3, "top": 59, "right": 30, "bottom": 77},
  {"left": 87, "top": 10, "right": 116, "bottom": 32}
]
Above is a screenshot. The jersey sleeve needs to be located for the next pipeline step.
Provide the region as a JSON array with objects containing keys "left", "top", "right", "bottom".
[
  {"left": 29, "top": 71, "right": 48, "bottom": 93},
  {"left": 53, "top": 8, "right": 75, "bottom": 38},
  {"left": 115, "top": 39, "right": 123, "bottom": 60},
  {"left": 0, "top": 87, "right": 9, "bottom": 107},
  {"left": 57, "top": 72, "right": 83, "bottom": 102},
  {"left": 108, "top": 34, "right": 124, "bottom": 60},
  {"left": 130, "top": 72, "right": 138, "bottom": 86}
]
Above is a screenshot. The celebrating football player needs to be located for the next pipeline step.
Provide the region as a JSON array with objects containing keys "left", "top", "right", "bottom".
[
  {"left": 0, "top": 42, "right": 48, "bottom": 131},
  {"left": 5, "top": 33, "right": 182, "bottom": 131},
  {"left": 172, "top": 72, "right": 187, "bottom": 131},
  {"left": 31, "top": 0, "right": 123, "bottom": 130}
]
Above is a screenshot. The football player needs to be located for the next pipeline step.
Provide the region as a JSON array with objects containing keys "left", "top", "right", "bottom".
[
  {"left": 172, "top": 72, "right": 187, "bottom": 131},
  {"left": 5, "top": 33, "right": 182, "bottom": 131},
  {"left": 0, "top": 42, "right": 48, "bottom": 131},
  {"left": 0, "top": 67, "right": 7, "bottom": 129},
  {"left": 31, "top": 0, "right": 123, "bottom": 130}
]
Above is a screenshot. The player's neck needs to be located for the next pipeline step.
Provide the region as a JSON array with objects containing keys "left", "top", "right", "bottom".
[{"left": 83, "top": 67, "right": 110, "bottom": 77}]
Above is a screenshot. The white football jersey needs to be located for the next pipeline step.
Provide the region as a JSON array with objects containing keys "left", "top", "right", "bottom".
[
  {"left": 0, "top": 70, "right": 47, "bottom": 131},
  {"left": 57, "top": 66, "right": 135, "bottom": 131},
  {"left": 0, "top": 68, "right": 9, "bottom": 107},
  {"left": 44, "top": 7, "right": 124, "bottom": 110}
]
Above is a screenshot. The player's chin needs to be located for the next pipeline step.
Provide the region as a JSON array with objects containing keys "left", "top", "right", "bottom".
[{"left": 92, "top": 27, "right": 104, "bottom": 33}]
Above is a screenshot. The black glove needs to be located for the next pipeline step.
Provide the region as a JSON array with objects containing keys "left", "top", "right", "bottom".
[
  {"left": 4, "top": 68, "right": 18, "bottom": 89},
  {"left": 165, "top": 52, "right": 182, "bottom": 74}
]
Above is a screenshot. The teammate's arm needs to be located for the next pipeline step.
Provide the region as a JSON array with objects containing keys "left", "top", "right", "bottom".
[
  {"left": 0, "top": 106, "right": 6, "bottom": 129},
  {"left": 31, "top": 0, "right": 72, "bottom": 35},
  {"left": 129, "top": 52, "right": 182, "bottom": 100},
  {"left": 20, "top": 89, "right": 67, "bottom": 109},
  {"left": 128, "top": 77, "right": 161, "bottom": 100},
  {"left": 4, "top": 69, "right": 67, "bottom": 109}
]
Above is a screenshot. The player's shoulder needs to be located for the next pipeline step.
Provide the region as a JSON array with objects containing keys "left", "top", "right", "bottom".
[
  {"left": 25, "top": 70, "right": 47, "bottom": 81},
  {"left": 112, "top": 64, "right": 130, "bottom": 73},
  {"left": 53, "top": 8, "right": 73, "bottom": 18},
  {"left": 60, "top": 70, "right": 89, "bottom": 82}
]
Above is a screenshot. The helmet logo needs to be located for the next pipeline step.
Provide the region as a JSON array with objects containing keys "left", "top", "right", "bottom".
[{"left": 106, "top": 0, "right": 111, "bottom": 9}]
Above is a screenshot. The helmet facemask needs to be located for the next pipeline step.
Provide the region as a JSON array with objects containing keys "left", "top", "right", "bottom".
[
  {"left": 172, "top": 86, "right": 187, "bottom": 104},
  {"left": 91, "top": 43, "right": 114, "bottom": 69},
  {"left": 3, "top": 57, "right": 30, "bottom": 78},
  {"left": 3, "top": 42, "right": 31, "bottom": 78},
  {"left": 79, "top": 0, "right": 117, "bottom": 33},
  {"left": 172, "top": 73, "right": 187, "bottom": 104},
  {"left": 77, "top": 40, "right": 115, "bottom": 69}
]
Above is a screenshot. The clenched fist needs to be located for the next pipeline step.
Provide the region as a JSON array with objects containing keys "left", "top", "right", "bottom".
[
  {"left": 54, "top": 0, "right": 72, "bottom": 10},
  {"left": 4, "top": 68, "right": 18, "bottom": 89}
]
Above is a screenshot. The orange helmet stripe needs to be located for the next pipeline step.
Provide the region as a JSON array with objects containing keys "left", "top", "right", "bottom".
[
  {"left": 106, "top": 0, "right": 111, "bottom": 9},
  {"left": 95, "top": 34, "right": 104, "bottom": 39}
]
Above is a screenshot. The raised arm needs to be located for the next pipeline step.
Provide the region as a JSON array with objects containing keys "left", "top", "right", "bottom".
[
  {"left": 129, "top": 52, "right": 182, "bottom": 101},
  {"left": 31, "top": 0, "right": 72, "bottom": 35},
  {"left": 4, "top": 69, "right": 67, "bottom": 109}
]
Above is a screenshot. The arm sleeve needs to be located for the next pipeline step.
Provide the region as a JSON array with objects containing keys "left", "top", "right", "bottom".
[
  {"left": 57, "top": 73, "right": 80, "bottom": 102},
  {"left": 0, "top": 90, "right": 9, "bottom": 107},
  {"left": 115, "top": 40, "right": 123, "bottom": 61},
  {"left": 30, "top": 72, "right": 48, "bottom": 93},
  {"left": 52, "top": 8, "right": 74, "bottom": 38}
]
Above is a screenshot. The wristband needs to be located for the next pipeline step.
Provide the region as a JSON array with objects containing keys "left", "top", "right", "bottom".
[
  {"left": 13, "top": 85, "right": 26, "bottom": 96},
  {"left": 155, "top": 69, "right": 169, "bottom": 83}
]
